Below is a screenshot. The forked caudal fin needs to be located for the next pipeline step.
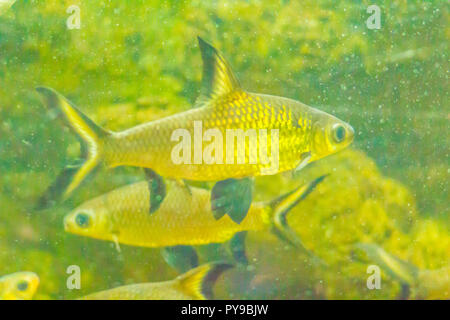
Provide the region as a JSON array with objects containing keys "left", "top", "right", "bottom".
[
  {"left": 36, "top": 87, "right": 109, "bottom": 204},
  {"left": 269, "top": 175, "right": 328, "bottom": 266},
  {"left": 176, "top": 262, "right": 234, "bottom": 300}
]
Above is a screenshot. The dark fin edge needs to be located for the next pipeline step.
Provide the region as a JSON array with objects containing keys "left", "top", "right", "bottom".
[
  {"left": 35, "top": 87, "right": 108, "bottom": 203},
  {"left": 177, "top": 262, "right": 234, "bottom": 300},
  {"left": 144, "top": 169, "right": 166, "bottom": 214},
  {"left": 196, "top": 36, "right": 242, "bottom": 105},
  {"left": 200, "top": 262, "right": 234, "bottom": 300},
  {"left": 211, "top": 177, "right": 253, "bottom": 224},
  {"left": 35, "top": 161, "right": 83, "bottom": 210},
  {"left": 270, "top": 175, "right": 328, "bottom": 266}
]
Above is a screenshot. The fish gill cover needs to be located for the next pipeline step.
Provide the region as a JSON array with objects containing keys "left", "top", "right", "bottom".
[{"left": 0, "top": 0, "right": 448, "bottom": 300}]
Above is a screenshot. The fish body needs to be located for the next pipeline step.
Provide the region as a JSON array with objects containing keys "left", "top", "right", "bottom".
[
  {"left": 0, "top": 272, "right": 40, "bottom": 300},
  {"left": 65, "top": 180, "right": 268, "bottom": 247},
  {"left": 64, "top": 175, "right": 325, "bottom": 264},
  {"left": 37, "top": 37, "right": 353, "bottom": 204},
  {"left": 104, "top": 92, "right": 349, "bottom": 180},
  {"left": 356, "top": 243, "right": 450, "bottom": 299},
  {"left": 80, "top": 262, "right": 232, "bottom": 300}
]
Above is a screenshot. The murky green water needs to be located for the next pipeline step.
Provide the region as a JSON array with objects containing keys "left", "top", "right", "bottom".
[{"left": 0, "top": 1, "right": 448, "bottom": 300}]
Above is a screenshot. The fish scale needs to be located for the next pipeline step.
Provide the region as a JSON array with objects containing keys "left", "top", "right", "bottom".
[
  {"left": 64, "top": 175, "right": 327, "bottom": 266},
  {"left": 36, "top": 37, "right": 353, "bottom": 223},
  {"left": 104, "top": 92, "right": 313, "bottom": 180},
  {"left": 66, "top": 181, "right": 268, "bottom": 248}
]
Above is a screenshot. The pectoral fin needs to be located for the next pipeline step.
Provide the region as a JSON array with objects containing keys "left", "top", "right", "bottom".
[
  {"left": 211, "top": 177, "right": 253, "bottom": 224},
  {"left": 112, "top": 234, "right": 122, "bottom": 253},
  {"left": 144, "top": 169, "right": 166, "bottom": 214},
  {"left": 162, "top": 245, "right": 199, "bottom": 274},
  {"left": 293, "top": 152, "right": 311, "bottom": 173}
]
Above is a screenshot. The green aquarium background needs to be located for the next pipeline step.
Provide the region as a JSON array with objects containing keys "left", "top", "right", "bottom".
[{"left": 0, "top": 0, "right": 448, "bottom": 299}]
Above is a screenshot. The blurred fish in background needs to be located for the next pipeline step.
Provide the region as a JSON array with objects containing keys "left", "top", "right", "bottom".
[
  {"left": 80, "top": 262, "right": 232, "bottom": 300},
  {"left": 0, "top": 272, "right": 40, "bottom": 300}
]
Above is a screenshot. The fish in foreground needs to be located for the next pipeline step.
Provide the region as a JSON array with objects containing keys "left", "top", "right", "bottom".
[
  {"left": 0, "top": 272, "right": 40, "bottom": 300},
  {"left": 64, "top": 173, "right": 326, "bottom": 268},
  {"left": 37, "top": 37, "right": 353, "bottom": 223},
  {"left": 0, "top": 0, "right": 16, "bottom": 15},
  {"left": 80, "top": 262, "right": 232, "bottom": 300},
  {"left": 355, "top": 243, "right": 450, "bottom": 299}
]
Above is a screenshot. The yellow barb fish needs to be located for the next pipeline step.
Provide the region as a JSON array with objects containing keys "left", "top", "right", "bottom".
[
  {"left": 64, "top": 174, "right": 325, "bottom": 267},
  {"left": 37, "top": 37, "right": 353, "bottom": 223},
  {"left": 80, "top": 262, "right": 232, "bottom": 300},
  {"left": 0, "top": 272, "right": 40, "bottom": 300},
  {"left": 356, "top": 243, "right": 450, "bottom": 299}
]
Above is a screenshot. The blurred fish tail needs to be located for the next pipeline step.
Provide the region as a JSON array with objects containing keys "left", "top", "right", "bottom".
[{"left": 176, "top": 262, "right": 233, "bottom": 300}]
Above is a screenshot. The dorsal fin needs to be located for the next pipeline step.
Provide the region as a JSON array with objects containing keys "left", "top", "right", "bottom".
[
  {"left": 196, "top": 37, "right": 242, "bottom": 106},
  {"left": 176, "top": 262, "right": 233, "bottom": 300}
]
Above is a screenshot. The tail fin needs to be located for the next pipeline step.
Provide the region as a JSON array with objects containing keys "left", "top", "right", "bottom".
[
  {"left": 354, "top": 243, "right": 419, "bottom": 285},
  {"left": 36, "top": 87, "right": 109, "bottom": 203},
  {"left": 176, "top": 262, "right": 233, "bottom": 300},
  {"left": 268, "top": 175, "right": 328, "bottom": 265}
]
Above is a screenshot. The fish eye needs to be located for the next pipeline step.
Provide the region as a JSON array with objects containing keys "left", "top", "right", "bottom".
[
  {"left": 75, "top": 212, "right": 90, "bottom": 228},
  {"left": 332, "top": 124, "right": 346, "bottom": 143},
  {"left": 17, "top": 281, "right": 29, "bottom": 291}
]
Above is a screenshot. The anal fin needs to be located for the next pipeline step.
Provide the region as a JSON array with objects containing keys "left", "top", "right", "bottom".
[{"left": 211, "top": 177, "right": 253, "bottom": 224}]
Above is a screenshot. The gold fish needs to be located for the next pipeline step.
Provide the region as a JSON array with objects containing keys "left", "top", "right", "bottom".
[
  {"left": 64, "top": 173, "right": 326, "bottom": 266},
  {"left": 80, "top": 262, "right": 232, "bottom": 300},
  {"left": 0, "top": 272, "right": 40, "bottom": 300},
  {"left": 37, "top": 37, "right": 353, "bottom": 223},
  {"left": 356, "top": 243, "right": 450, "bottom": 299}
]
